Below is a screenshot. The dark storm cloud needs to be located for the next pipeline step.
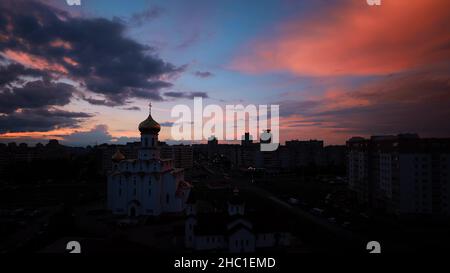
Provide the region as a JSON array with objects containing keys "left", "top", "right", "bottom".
[
  {"left": 0, "top": 108, "right": 92, "bottom": 133},
  {"left": 62, "top": 124, "right": 112, "bottom": 146},
  {"left": 122, "top": 106, "right": 141, "bottom": 111},
  {"left": 0, "top": 63, "right": 48, "bottom": 87},
  {"left": 194, "top": 71, "right": 214, "bottom": 78},
  {"left": 114, "top": 136, "right": 140, "bottom": 144},
  {"left": 81, "top": 96, "right": 119, "bottom": 107},
  {"left": 0, "top": 0, "right": 184, "bottom": 106},
  {"left": 0, "top": 80, "right": 75, "bottom": 113},
  {"left": 164, "top": 91, "right": 209, "bottom": 99}
]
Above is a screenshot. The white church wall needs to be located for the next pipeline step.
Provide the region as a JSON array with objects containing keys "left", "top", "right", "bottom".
[
  {"left": 228, "top": 228, "right": 255, "bottom": 253},
  {"left": 255, "top": 233, "right": 276, "bottom": 248},
  {"left": 194, "top": 235, "right": 225, "bottom": 250},
  {"left": 162, "top": 173, "right": 176, "bottom": 212},
  {"left": 185, "top": 217, "right": 197, "bottom": 248}
]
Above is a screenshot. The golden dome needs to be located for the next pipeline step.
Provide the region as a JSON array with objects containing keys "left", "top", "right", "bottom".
[
  {"left": 138, "top": 102, "right": 161, "bottom": 134},
  {"left": 112, "top": 149, "right": 125, "bottom": 161}
]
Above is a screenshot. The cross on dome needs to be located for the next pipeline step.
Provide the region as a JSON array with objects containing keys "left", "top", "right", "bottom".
[{"left": 138, "top": 101, "right": 160, "bottom": 134}]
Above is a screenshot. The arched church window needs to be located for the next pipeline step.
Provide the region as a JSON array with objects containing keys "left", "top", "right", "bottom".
[{"left": 144, "top": 138, "right": 148, "bottom": 147}]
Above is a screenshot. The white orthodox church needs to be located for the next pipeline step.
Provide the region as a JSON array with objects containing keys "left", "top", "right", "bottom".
[{"left": 107, "top": 103, "right": 191, "bottom": 217}]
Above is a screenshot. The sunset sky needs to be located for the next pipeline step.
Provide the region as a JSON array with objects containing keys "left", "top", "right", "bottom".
[{"left": 0, "top": 0, "right": 449, "bottom": 146}]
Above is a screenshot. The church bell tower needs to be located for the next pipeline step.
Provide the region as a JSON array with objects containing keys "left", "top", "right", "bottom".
[{"left": 138, "top": 102, "right": 161, "bottom": 160}]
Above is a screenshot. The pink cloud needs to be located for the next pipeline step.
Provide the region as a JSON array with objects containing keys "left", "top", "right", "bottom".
[
  {"left": 2, "top": 49, "right": 68, "bottom": 74},
  {"left": 63, "top": 56, "right": 78, "bottom": 66},
  {"left": 276, "top": 64, "right": 450, "bottom": 144},
  {"left": 50, "top": 39, "right": 73, "bottom": 50},
  {"left": 232, "top": 0, "right": 450, "bottom": 76}
]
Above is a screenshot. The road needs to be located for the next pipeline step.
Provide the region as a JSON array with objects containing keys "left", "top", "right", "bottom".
[{"left": 226, "top": 175, "right": 368, "bottom": 249}]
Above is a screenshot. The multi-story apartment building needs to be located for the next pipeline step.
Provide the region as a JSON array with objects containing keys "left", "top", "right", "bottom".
[
  {"left": 160, "top": 144, "right": 194, "bottom": 169},
  {"left": 347, "top": 134, "right": 450, "bottom": 215},
  {"left": 285, "top": 140, "right": 325, "bottom": 168}
]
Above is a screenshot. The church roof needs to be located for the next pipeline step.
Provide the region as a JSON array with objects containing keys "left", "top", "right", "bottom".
[
  {"left": 112, "top": 149, "right": 125, "bottom": 161},
  {"left": 176, "top": 181, "right": 192, "bottom": 197},
  {"left": 138, "top": 103, "right": 160, "bottom": 134}
]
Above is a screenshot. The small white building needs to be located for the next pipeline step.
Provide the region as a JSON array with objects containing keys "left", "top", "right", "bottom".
[
  {"left": 185, "top": 189, "right": 291, "bottom": 253},
  {"left": 107, "top": 103, "right": 191, "bottom": 216}
]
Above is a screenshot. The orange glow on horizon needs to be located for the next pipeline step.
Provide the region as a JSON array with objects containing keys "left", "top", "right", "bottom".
[{"left": 0, "top": 128, "right": 76, "bottom": 140}]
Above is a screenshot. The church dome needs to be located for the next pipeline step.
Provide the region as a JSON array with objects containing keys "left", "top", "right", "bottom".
[
  {"left": 138, "top": 102, "right": 161, "bottom": 134},
  {"left": 112, "top": 149, "right": 125, "bottom": 162}
]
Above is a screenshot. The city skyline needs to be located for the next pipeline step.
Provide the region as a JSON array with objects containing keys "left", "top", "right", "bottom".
[{"left": 0, "top": 0, "right": 449, "bottom": 147}]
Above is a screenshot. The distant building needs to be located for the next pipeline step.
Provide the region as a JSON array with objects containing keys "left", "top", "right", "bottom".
[
  {"left": 347, "top": 137, "right": 370, "bottom": 203},
  {"left": 0, "top": 139, "right": 74, "bottom": 169},
  {"left": 347, "top": 134, "right": 450, "bottom": 215},
  {"left": 185, "top": 188, "right": 291, "bottom": 252},
  {"left": 285, "top": 140, "right": 324, "bottom": 168},
  {"left": 0, "top": 143, "right": 8, "bottom": 176},
  {"left": 324, "top": 145, "right": 346, "bottom": 168},
  {"left": 239, "top": 143, "right": 258, "bottom": 168},
  {"left": 161, "top": 144, "right": 193, "bottom": 169},
  {"left": 107, "top": 104, "right": 191, "bottom": 216},
  {"left": 207, "top": 136, "right": 219, "bottom": 158},
  {"left": 241, "top": 132, "right": 253, "bottom": 146},
  {"left": 195, "top": 133, "right": 342, "bottom": 171}
]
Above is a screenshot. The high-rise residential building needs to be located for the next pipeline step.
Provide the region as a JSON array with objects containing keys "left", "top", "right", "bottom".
[
  {"left": 347, "top": 134, "right": 450, "bottom": 215},
  {"left": 161, "top": 144, "right": 194, "bottom": 169},
  {"left": 285, "top": 139, "right": 325, "bottom": 168}
]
